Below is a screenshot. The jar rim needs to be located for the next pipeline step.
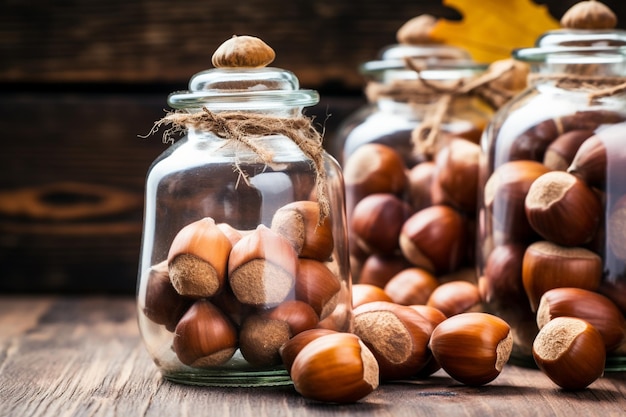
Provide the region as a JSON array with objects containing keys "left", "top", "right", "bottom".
[
  {"left": 513, "top": 45, "right": 626, "bottom": 63},
  {"left": 167, "top": 89, "right": 320, "bottom": 110}
]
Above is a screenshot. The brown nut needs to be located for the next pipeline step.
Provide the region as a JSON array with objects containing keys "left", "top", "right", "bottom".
[
  {"left": 532, "top": 317, "right": 605, "bottom": 390},
  {"left": 537, "top": 287, "right": 626, "bottom": 351},
  {"left": 357, "top": 254, "right": 412, "bottom": 288},
  {"left": 353, "top": 301, "right": 432, "bottom": 380},
  {"left": 384, "top": 267, "right": 438, "bottom": 306},
  {"left": 290, "top": 332, "right": 379, "bottom": 403},
  {"left": 351, "top": 193, "right": 412, "bottom": 255},
  {"left": 271, "top": 200, "right": 334, "bottom": 261},
  {"left": 142, "top": 261, "right": 193, "bottom": 332},
  {"left": 173, "top": 300, "right": 238, "bottom": 368},
  {"left": 396, "top": 14, "right": 438, "bottom": 44},
  {"left": 484, "top": 160, "right": 550, "bottom": 244},
  {"left": 507, "top": 119, "right": 561, "bottom": 162},
  {"left": 543, "top": 130, "right": 594, "bottom": 171},
  {"left": 479, "top": 244, "right": 527, "bottom": 306},
  {"left": 429, "top": 312, "right": 512, "bottom": 386},
  {"left": 434, "top": 138, "right": 481, "bottom": 213},
  {"left": 407, "top": 161, "right": 436, "bottom": 212},
  {"left": 295, "top": 258, "right": 341, "bottom": 319},
  {"left": 228, "top": 224, "right": 298, "bottom": 307},
  {"left": 409, "top": 305, "right": 447, "bottom": 377},
  {"left": 212, "top": 35, "right": 275, "bottom": 68},
  {"left": 560, "top": 0, "right": 617, "bottom": 30},
  {"left": 522, "top": 241, "right": 602, "bottom": 311},
  {"left": 239, "top": 301, "right": 319, "bottom": 367},
  {"left": 238, "top": 314, "right": 290, "bottom": 367},
  {"left": 168, "top": 217, "right": 233, "bottom": 298},
  {"left": 279, "top": 328, "right": 338, "bottom": 374},
  {"left": 399, "top": 205, "right": 467, "bottom": 274},
  {"left": 352, "top": 283, "right": 393, "bottom": 308},
  {"left": 343, "top": 143, "right": 408, "bottom": 217},
  {"left": 525, "top": 171, "right": 602, "bottom": 247},
  {"left": 568, "top": 135, "right": 606, "bottom": 189},
  {"left": 426, "top": 280, "right": 482, "bottom": 318}
]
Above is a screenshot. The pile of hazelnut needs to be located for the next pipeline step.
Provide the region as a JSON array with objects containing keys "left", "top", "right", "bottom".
[
  {"left": 142, "top": 200, "right": 351, "bottom": 374},
  {"left": 344, "top": 138, "right": 483, "bottom": 317}
]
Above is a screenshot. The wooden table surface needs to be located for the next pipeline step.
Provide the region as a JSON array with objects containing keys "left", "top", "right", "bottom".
[{"left": 1, "top": 295, "right": 625, "bottom": 417}]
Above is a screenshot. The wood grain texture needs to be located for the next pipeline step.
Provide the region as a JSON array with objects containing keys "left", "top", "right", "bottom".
[
  {"left": 0, "top": 93, "right": 361, "bottom": 294},
  {"left": 0, "top": 296, "right": 625, "bottom": 417},
  {"left": 2, "top": 0, "right": 625, "bottom": 89}
]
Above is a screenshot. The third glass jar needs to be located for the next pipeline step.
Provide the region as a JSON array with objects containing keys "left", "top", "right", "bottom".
[{"left": 477, "top": 18, "right": 626, "bottom": 369}]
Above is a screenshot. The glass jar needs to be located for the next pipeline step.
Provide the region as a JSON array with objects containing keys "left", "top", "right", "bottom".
[
  {"left": 477, "top": 36, "right": 626, "bottom": 369},
  {"left": 136, "top": 40, "right": 351, "bottom": 386},
  {"left": 331, "top": 41, "right": 495, "bottom": 289}
]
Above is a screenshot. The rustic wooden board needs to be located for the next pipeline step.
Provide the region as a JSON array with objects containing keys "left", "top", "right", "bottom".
[
  {"left": 0, "top": 296, "right": 625, "bottom": 417},
  {"left": 0, "top": 92, "right": 362, "bottom": 294},
  {"left": 2, "top": 0, "right": 625, "bottom": 89}
]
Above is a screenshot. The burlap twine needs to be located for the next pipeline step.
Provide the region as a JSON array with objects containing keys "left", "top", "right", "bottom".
[
  {"left": 527, "top": 73, "right": 626, "bottom": 102},
  {"left": 365, "top": 57, "right": 520, "bottom": 158},
  {"left": 148, "top": 107, "right": 330, "bottom": 223}
]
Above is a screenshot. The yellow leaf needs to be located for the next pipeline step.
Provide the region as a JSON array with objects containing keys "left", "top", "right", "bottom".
[{"left": 430, "top": 0, "right": 560, "bottom": 63}]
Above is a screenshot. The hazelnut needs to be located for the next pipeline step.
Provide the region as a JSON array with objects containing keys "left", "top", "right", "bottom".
[
  {"left": 270, "top": 200, "right": 334, "bottom": 262},
  {"left": 168, "top": 217, "right": 232, "bottom": 298},
  {"left": 238, "top": 301, "right": 318, "bottom": 367},
  {"left": 357, "top": 254, "right": 412, "bottom": 288},
  {"left": 279, "top": 328, "right": 338, "bottom": 374},
  {"left": 543, "top": 130, "right": 594, "bottom": 171},
  {"left": 212, "top": 35, "right": 275, "bottom": 68},
  {"left": 142, "top": 260, "right": 193, "bottom": 332},
  {"left": 522, "top": 241, "right": 602, "bottom": 311},
  {"left": 228, "top": 224, "right": 298, "bottom": 307},
  {"left": 407, "top": 161, "right": 436, "bottom": 212},
  {"left": 353, "top": 301, "right": 432, "bottom": 380},
  {"left": 507, "top": 118, "right": 560, "bottom": 162},
  {"left": 290, "top": 333, "right": 379, "bottom": 403},
  {"left": 426, "top": 280, "right": 482, "bottom": 317},
  {"left": 396, "top": 14, "right": 438, "bottom": 45},
  {"left": 560, "top": 0, "right": 617, "bottom": 30},
  {"left": 384, "top": 267, "right": 438, "bottom": 306},
  {"left": 351, "top": 193, "right": 412, "bottom": 255},
  {"left": 173, "top": 300, "right": 238, "bottom": 368},
  {"left": 351, "top": 283, "right": 393, "bottom": 308},
  {"left": 479, "top": 244, "right": 527, "bottom": 307},
  {"left": 533, "top": 317, "right": 605, "bottom": 390},
  {"left": 484, "top": 160, "right": 550, "bottom": 244},
  {"left": 399, "top": 205, "right": 468, "bottom": 274},
  {"left": 295, "top": 258, "right": 341, "bottom": 319},
  {"left": 568, "top": 135, "right": 606, "bottom": 189},
  {"left": 434, "top": 138, "right": 481, "bottom": 213},
  {"left": 429, "top": 312, "right": 512, "bottom": 386},
  {"left": 343, "top": 143, "right": 407, "bottom": 217},
  {"left": 525, "top": 171, "right": 602, "bottom": 247},
  {"left": 409, "top": 305, "right": 447, "bottom": 377},
  {"left": 537, "top": 287, "right": 626, "bottom": 351}
]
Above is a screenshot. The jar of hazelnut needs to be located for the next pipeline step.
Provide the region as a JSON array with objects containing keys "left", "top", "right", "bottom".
[
  {"left": 331, "top": 16, "right": 516, "bottom": 295},
  {"left": 136, "top": 36, "right": 352, "bottom": 386},
  {"left": 477, "top": 1, "right": 626, "bottom": 370}
]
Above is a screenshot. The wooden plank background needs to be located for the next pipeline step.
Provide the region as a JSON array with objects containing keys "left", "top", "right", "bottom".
[{"left": 1, "top": 0, "right": 626, "bottom": 294}]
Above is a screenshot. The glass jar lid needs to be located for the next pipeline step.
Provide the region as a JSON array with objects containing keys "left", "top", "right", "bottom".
[
  {"left": 513, "top": 1, "right": 626, "bottom": 67},
  {"left": 168, "top": 67, "right": 319, "bottom": 111},
  {"left": 168, "top": 36, "right": 318, "bottom": 111},
  {"left": 361, "top": 43, "right": 487, "bottom": 82}
]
